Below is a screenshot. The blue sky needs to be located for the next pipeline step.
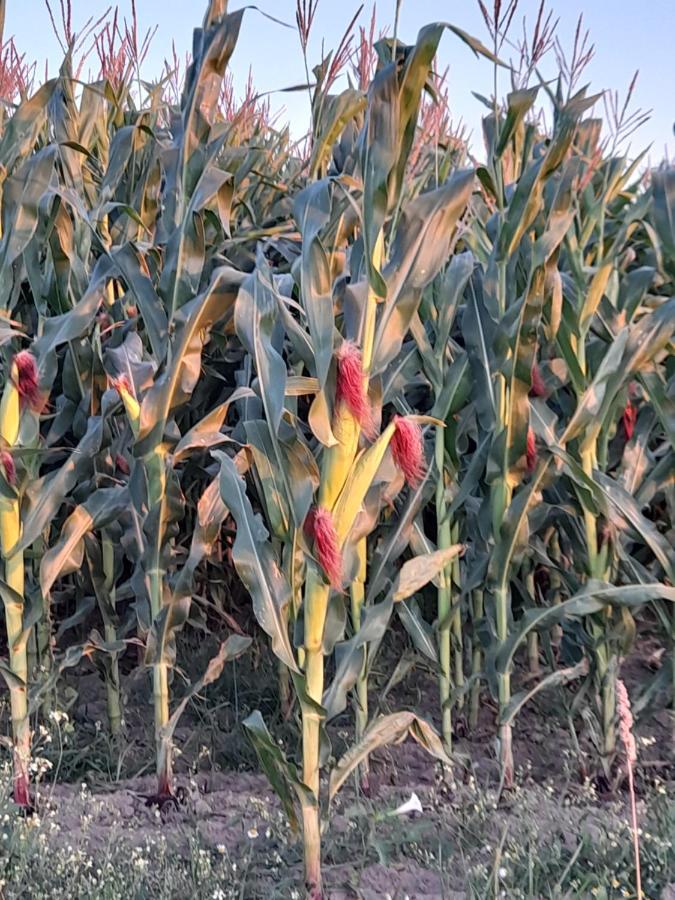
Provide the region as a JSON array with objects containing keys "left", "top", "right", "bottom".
[{"left": 7, "top": 0, "right": 675, "bottom": 161}]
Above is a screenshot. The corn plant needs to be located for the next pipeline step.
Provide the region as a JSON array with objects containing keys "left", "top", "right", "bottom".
[
  {"left": 476, "top": 102, "right": 674, "bottom": 781},
  {"left": 0, "top": 348, "right": 37, "bottom": 805},
  {"left": 212, "top": 19, "right": 493, "bottom": 893},
  {"left": 0, "top": 2, "right": 670, "bottom": 896}
]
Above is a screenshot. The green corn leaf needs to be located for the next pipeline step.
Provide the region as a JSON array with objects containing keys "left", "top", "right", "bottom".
[
  {"left": 499, "top": 659, "right": 589, "bottom": 725},
  {"left": 235, "top": 251, "right": 287, "bottom": 434},
  {"left": 114, "top": 244, "right": 169, "bottom": 363},
  {"left": 397, "top": 598, "right": 438, "bottom": 662},
  {"left": 215, "top": 451, "right": 299, "bottom": 673},
  {"left": 373, "top": 170, "right": 475, "bottom": 374},
  {"left": 651, "top": 167, "right": 675, "bottom": 278},
  {"left": 493, "top": 582, "right": 675, "bottom": 679},
  {"left": 40, "top": 488, "right": 129, "bottom": 597},
  {"left": 161, "top": 634, "right": 252, "bottom": 743},
  {"left": 293, "top": 180, "right": 334, "bottom": 387},
  {"left": 12, "top": 418, "right": 103, "bottom": 555},
  {"left": 495, "top": 87, "right": 539, "bottom": 159},
  {"left": 136, "top": 265, "right": 244, "bottom": 455},
  {"left": 322, "top": 597, "right": 393, "bottom": 720},
  {"left": 244, "top": 710, "right": 315, "bottom": 831}
]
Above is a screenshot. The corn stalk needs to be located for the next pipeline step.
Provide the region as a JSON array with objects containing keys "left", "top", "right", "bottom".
[{"left": 0, "top": 362, "right": 30, "bottom": 806}]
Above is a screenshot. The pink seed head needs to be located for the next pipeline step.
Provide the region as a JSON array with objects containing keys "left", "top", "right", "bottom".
[
  {"left": 13, "top": 350, "right": 40, "bottom": 409},
  {"left": 391, "top": 416, "right": 426, "bottom": 487},
  {"left": 616, "top": 678, "right": 637, "bottom": 765},
  {"left": 530, "top": 361, "right": 547, "bottom": 398},
  {"left": 526, "top": 426, "right": 537, "bottom": 472},
  {"left": 622, "top": 402, "right": 637, "bottom": 440},
  {"left": 115, "top": 454, "right": 130, "bottom": 475},
  {"left": 335, "top": 341, "right": 375, "bottom": 439},
  {"left": 305, "top": 506, "right": 342, "bottom": 589},
  {"left": 0, "top": 450, "right": 15, "bottom": 486}
]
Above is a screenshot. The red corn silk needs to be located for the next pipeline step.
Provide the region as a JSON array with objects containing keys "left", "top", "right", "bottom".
[
  {"left": 335, "top": 341, "right": 375, "bottom": 439},
  {"left": 391, "top": 416, "right": 426, "bottom": 487},
  {"left": 526, "top": 426, "right": 537, "bottom": 473},
  {"left": 97, "top": 311, "right": 115, "bottom": 341},
  {"left": 13, "top": 350, "right": 40, "bottom": 409},
  {"left": 304, "top": 506, "right": 342, "bottom": 589},
  {"left": 529, "top": 361, "right": 547, "bottom": 398},
  {"left": 622, "top": 402, "right": 637, "bottom": 440},
  {"left": 115, "top": 454, "right": 130, "bottom": 476},
  {"left": 0, "top": 450, "right": 15, "bottom": 485},
  {"left": 110, "top": 373, "right": 135, "bottom": 397}
]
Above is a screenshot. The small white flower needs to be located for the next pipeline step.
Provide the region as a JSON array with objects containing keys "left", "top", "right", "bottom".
[
  {"left": 498, "top": 867, "right": 508, "bottom": 879},
  {"left": 393, "top": 792, "right": 423, "bottom": 816},
  {"left": 247, "top": 826, "right": 259, "bottom": 839},
  {"left": 216, "top": 844, "right": 226, "bottom": 854}
]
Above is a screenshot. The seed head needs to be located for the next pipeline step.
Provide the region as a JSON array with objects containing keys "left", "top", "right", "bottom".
[
  {"left": 305, "top": 506, "right": 342, "bottom": 588},
  {"left": 13, "top": 350, "right": 40, "bottom": 409},
  {"left": 115, "top": 454, "right": 130, "bottom": 475},
  {"left": 391, "top": 416, "right": 426, "bottom": 487},
  {"left": 0, "top": 450, "right": 15, "bottom": 485},
  {"left": 616, "top": 678, "right": 637, "bottom": 765},
  {"left": 335, "top": 341, "right": 375, "bottom": 439}
]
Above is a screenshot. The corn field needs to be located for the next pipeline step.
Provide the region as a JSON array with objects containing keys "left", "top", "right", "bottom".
[{"left": 0, "top": 0, "right": 673, "bottom": 897}]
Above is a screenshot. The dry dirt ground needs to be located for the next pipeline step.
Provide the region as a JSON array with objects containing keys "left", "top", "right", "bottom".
[{"left": 0, "top": 631, "right": 673, "bottom": 899}]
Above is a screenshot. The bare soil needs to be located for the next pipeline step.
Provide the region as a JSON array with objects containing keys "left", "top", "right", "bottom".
[{"left": 7, "top": 629, "right": 675, "bottom": 898}]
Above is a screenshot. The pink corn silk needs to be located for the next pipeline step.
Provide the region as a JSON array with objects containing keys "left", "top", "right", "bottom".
[
  {"left": 391, "top": 416, "right": 426, "bottom": 487},
  {"left": 530, "top": 361, "right": 547, "bottom": 397},
  {"left": 622, "top": 402, "right": 637, "bottom": 440},
  {"left": 335, "top": 341, "right": 375, "bottom": 439},
  {"left": 305, "top": 506, "right": 342, "bottom": 588},
  {"left": 14, "top": 350, "right": 40, "bottom": 409},
  {"left": 0, "top": 450, "right": 15, "bottom": 485},
  {"left": 526, "top": 427, "right": 537, "bottom": 472}
]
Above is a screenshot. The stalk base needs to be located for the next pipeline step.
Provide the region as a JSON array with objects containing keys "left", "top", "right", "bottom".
[
  {"left": 498, "top": 722, "right": 514, "bottom": 788},
  {"left": 302, "top": 803, "right": 323, "bottom": 900}
]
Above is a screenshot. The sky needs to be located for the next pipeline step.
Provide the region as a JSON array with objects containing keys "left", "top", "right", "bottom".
[{"left": 5, "top": 0, "right": 675, "bottom": 162}]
